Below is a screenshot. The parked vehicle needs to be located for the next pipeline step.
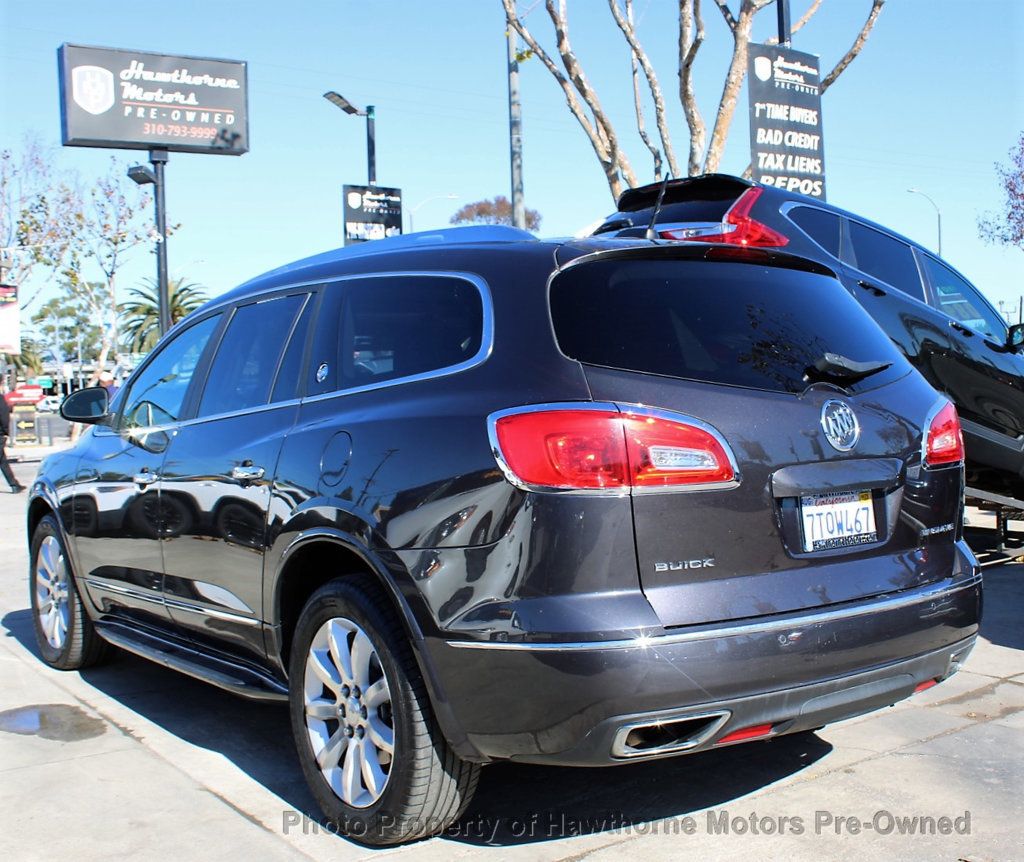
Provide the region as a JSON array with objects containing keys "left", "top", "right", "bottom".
[
  {"left": 31, "top": 226, "right": 980, "bottom": 845},
  {"left": 594, "top": 174, "right": 1024, "bottom": 497},
  {"left": 35, "top": 395, "right": 64, "bottom": 414}
]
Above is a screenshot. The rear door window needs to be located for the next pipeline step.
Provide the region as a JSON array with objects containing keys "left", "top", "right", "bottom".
[
  {"left": 197, "top": 294, "right": 305, "bottom": 417},
  {"left": 847, "top": 221, "right": 925, "bottom": 300},
  {"left": 550, "top": 255, "right": 906, "bottom": 395},
  {"left": 787, "top": 206, "right": 841, "bottom": 257},
  {"left": 921, "top": 255, "right": 1006, "bottom": 341}
]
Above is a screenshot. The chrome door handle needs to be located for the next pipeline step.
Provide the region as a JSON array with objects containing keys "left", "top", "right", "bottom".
[
  {"left": 231, "top": 464, "right": 266, "bottom": 482},
  {"left": 133, "top": 471, "right": 158, "bottom": 486}
]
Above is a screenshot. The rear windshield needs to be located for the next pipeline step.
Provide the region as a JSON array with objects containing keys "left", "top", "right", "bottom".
[
  {"left": 550, "top": 256, "right": 907, "bottom": 395},
  {"left": 594, "top": 198, "right": 735, "bottom": 234}
]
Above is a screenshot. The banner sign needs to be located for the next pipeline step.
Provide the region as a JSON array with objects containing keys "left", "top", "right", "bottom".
[
  {"left": 58, "top": 43, "right": 248, "bottom": 155},
  {"left": 0, "top": 284, "right": 20, "bottom": 355},
  {"left": 343, "top": 185, "right": 403, "bottom": 245},
  {"left": 747, "top": 44, "right": 826, "bottom": 200}
]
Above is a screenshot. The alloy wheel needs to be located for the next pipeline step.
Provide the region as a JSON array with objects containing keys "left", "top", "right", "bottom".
[
  {"left": 35, "top": 535, "right": 70, "bottom": 650},
  {"left": 303, "top": 617, "right": 395, "bottom": 808}
]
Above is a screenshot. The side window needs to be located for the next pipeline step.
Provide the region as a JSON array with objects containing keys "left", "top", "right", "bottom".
[
  {"left": 848, "top": 221, "right": 925, "bottom": 300},
  {"left": 922, "top": 255, "right": 1007, "bottom": 341},
  {"left": 339, "top": 276, "right": 484, "bottom": 390},
  {"left": 788, "top": 206, "right": 841, "bottom": 258},
  {"left": 197, "top": 294, "right": 304, "bottom": 417},
  {"left": 119, "top": 314, "right": 221, "bottom": 430},
  {"left": 271, "top": 294, "right": 315, "bottom": 403}
]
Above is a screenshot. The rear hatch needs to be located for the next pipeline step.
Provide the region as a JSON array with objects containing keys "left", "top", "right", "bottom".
[{"left": 549, "top": 245, "right": 963, "bottom": 628}]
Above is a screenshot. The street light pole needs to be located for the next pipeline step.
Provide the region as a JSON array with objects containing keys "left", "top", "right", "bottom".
[
  {"left": 907, "top": 188, "right": 942, "bottom": 257},
  {"left": 150, "top": 149, "right": 171, "bottom": 335},
  {"left": 407, "top": 194, "right": 458, "bottom": 233},
  {"left": 324, "top": 92, "right": 377, "bottom": 187}
]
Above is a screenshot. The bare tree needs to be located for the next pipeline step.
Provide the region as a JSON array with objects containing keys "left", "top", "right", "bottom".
[
  {"left": 0, "top": 136, "right": 80, "bottom": 310},
  {"left": 501, "top": 0, "right": 887, "bottom": 200},
  {"left": 978, "top": 132, "right": 1024, "bottom": 252}
]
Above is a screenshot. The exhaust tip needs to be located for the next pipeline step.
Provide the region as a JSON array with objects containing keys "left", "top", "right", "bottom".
[{"left": 611, "top": 711, "right": 730, "bottom": 758}]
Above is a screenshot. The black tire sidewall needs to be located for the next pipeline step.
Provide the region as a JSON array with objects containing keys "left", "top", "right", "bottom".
[{"left": 288, "top": 579, "right": 421, "bottom": 843}]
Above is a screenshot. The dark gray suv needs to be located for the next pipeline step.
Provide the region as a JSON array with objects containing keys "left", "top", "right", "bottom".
[{"left": 31, "top": 227, "right": 980, "bottom": 844}]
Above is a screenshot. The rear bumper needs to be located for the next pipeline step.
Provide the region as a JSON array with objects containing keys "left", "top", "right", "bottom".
[{"left": 426, "top": 555, "right": 981, "bottom": 765}]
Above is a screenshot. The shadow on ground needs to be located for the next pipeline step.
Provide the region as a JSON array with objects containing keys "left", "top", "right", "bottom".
[{"left": 3, "top": 559, "right": 1020, "bottom": 848}]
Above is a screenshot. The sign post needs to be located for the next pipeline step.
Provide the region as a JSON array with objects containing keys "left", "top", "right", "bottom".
[
  {"left": 58, "top": 43, "right": 249, "bottom": 336},
  {"left": 343, "top": 185, "right": 403, "bottom": 245},
  {"left": 747, "top": 44, "right": 827, "bottom": 200}
]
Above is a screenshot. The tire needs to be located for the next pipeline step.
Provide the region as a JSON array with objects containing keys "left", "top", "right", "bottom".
[
  {"left": 288, "top": 575, "right": 480, "bottom": 845},
  {"left": 29, "top": 515, "right": 110, "bottom": 669}
]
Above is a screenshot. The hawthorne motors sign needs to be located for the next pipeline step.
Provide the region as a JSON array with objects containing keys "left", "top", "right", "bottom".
[{"left": 58, "top": 44, "right": 248, "bottom": 155}]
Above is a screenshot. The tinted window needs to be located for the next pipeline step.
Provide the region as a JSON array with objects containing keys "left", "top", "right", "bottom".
[
  {"left": 197, "top": 294, "right": 304, "bottom": 417},
  {"left": 848, "top": 221, "right": 924, "bottom": 300},
  {"left": 337, "top": 276, "right": 484, "bottom": 390},
  {"left": 595, "top": 197, "right": 735, "bottom": 235},
  {"left": 923, "top": 256, "right": 1006, "bottom": 340},
  {"left": 788, "top": 206, "right": 841, "bottom": 257},
  {"left": 271, "top": 295, "right": 314, "bottom": 402},
  {"left": 119, "top": 314, "right": 220, "bottom": 429},
  {"left": 550, "top": 256, "right": 906, "bottom": 395}
]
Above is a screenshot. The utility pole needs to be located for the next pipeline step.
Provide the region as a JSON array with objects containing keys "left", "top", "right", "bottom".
[
  {"left": 776, "top": 0, "right": 791, "bottom": 46},
  {"left": 507, "top": 27, "right": 526, "bottom": 230},
  {"left": 366, "top": 105, "right": 377, "bottom": 186}
]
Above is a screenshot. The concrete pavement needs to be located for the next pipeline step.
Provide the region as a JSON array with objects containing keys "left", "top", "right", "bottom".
[{"left": 1, "top": 458, "right": 1021, "bottom": 861}]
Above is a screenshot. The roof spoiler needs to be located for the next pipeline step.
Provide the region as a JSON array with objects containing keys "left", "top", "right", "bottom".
[{"left": 616, "top": 173, "right": 754, "bottom": 212}]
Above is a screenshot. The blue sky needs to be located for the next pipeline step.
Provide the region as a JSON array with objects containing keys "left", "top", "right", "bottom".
[{"left": 1, "top": 0, "right": 1022, "bottom": 319}]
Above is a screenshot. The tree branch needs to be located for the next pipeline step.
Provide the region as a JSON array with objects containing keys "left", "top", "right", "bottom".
[
  {"left": 821, "top": 0, "right": 885, "bottom": 93},
  {"left": 627, "top": 4, "right": 663, "bottom": 178},
  {"left": 609, "top": 0, "right": 680, "bottom": 179},
  {"left": 713, "top": 0, "right": 737, "bottom": 31},
  {"left": 502, "top": 0, "right": 631, "bottom": 197},
  {"left": 766, "top": 0, "right": 823, "bottom": 45},
  {"left": 703, "top": 0, "right": 757, "bottom": 172},
  {"left": 679, "top": 0, "right": 707, "bottom": 175}
]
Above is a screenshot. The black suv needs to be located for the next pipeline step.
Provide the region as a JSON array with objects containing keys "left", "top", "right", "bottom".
[
  {"left": 595, "top": 174, "right": 1024, "bottom": 497},
  {"left": 32, "top": 227, "right": 979, "bottom": 844}
]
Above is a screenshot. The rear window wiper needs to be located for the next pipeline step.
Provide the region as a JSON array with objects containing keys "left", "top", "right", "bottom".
[{"left": 804, "top": 352, "right": 891, "bottom": 386}]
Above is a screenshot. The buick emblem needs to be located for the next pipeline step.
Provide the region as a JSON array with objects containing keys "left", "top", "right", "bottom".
[{"left": 821, "top": 400, "right": 859, "bottom": 452}]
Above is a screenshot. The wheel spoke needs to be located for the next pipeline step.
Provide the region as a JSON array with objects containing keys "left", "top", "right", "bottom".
[
  {"left": 308, "top": 649, "right": 342, "bottom": 694},
  {"left": 367, "top": 716, "right": 394, "bottom": 754},
  {"left": 341, "top": 738, "right": 364, "bottom": 805},
  {"left": 361, "top": 741, "right": 388, "bottom": 798},
  {"left": 305, "top": 697, "right": 338, "bottom": 722},
  {"left": 54, "top": 612, "right": 67, "bottom": 643},
  {"left": 316, "top": 727, "right": 347, "bottom": 770},
  {"left": 350, "top": 630, "right": 374, "bottom": 689},
  {"left": 327, "top": 621, "right": 354, "bottom": 684},
  {"left": 363, "top": 677, "right": 389, "bottom": 709},
  {"left": 44, "top": 608, "right": 57, "bottom": 644}
]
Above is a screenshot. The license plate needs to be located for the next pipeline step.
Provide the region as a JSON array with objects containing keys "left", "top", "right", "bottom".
[{"left": 799, "top": 490, "right": 876, "bottom": 552}]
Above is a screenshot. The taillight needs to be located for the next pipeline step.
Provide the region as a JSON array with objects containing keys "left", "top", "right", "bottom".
[
  {"left": 924, "top": 401, "right": 964, "bottom": 467},
  {"left": 490, "top": 405, "right": 737, "bottom": 492},
  {"left": 658, "top": 187, "right": 789, "bottom": 248}
]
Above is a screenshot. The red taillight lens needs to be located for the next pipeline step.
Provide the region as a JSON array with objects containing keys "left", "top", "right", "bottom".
[
  {"left": 621, "top": 412, "right": 734, "bottom": 487},
  {"left": 924, "top": 401, "right": 964, "bottom": 467},
  {"left": 492, "top": 407, "right": 736, "bottom": 491},
  {"left": 659, "top": 187, "right": 789, "bottom": 248}
]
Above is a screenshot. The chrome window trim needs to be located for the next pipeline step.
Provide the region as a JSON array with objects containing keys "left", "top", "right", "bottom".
[
  {"left": 445, "top": 574, "right": 982, "bottom": 652},
  {"left": 778, "top": 200, "right": 842, "bottom": 260},
  {"left": 486, "top": 401, "right": 741, "bottom": 497}
]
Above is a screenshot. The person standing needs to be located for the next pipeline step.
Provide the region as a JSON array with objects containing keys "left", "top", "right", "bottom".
[{"left": 0, "top": 385, "right": 27, "bottom": 493}]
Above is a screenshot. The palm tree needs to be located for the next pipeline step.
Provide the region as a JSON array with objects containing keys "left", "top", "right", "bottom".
[
  {"left": 120, "top": 278, "right": 208, "bottom": 354},
  {"left": 2, "top": 337, "right": 44, "bottom": 377}
]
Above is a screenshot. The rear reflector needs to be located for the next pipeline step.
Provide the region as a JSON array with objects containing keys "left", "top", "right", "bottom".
[
  {"left": 716, "top": 723, "right": 774, "bottom": 745},
  {"left": 659, "top": 187, "right": 789, "bottom": 248},
  {"left": 914, "top": 679, "right": 938, "bottom": 693},
  {"left": 924, "top": 401, "right": 964, "bottom": 467},
  {"left": 491, "top": 405, "right": 737, "bottom": 492}
]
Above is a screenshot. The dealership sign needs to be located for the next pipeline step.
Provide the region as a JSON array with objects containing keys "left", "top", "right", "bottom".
[
  {"left": 747, "top": 44, "right": 826, "bottom": 200},
  {"left": 343, "top": 185, "right": 403, "bottom": 245},
  {"left": 58, "top": 44, "right": 248, "bottom": 155}
]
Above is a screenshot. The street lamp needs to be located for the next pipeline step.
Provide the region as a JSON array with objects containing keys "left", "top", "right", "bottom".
[
  {"left": 128, "top": 151, "right": 171, "bottom": 336},
  {"left": 324, "top": 91, "right": 376, "bottom": 186},
  {"left": 907, "top": 188, "right": 942, "bottom": 257},
  {"left": 407, "top": 194, "right": 458, "bottom": 233}
]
